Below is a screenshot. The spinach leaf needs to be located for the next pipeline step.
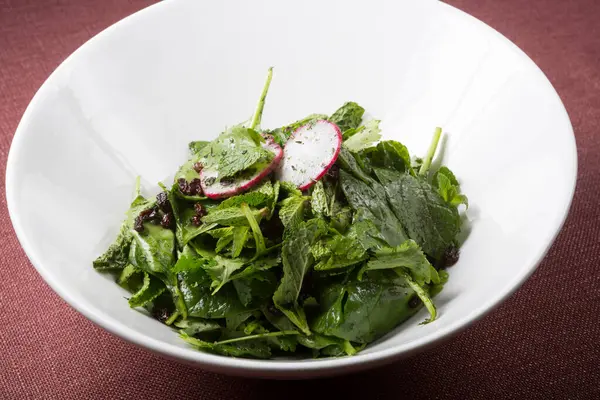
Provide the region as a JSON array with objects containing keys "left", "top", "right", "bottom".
[
  {"left": 233, "top": 271, "right": 278, "bottom": 307},
  {"left": 384, "top": 173, "right": 461, "bottom": 259},
  {"left": 178, "top": 266, "right": 248, "bottom": 318},
  {"left": 273, "top": 218, "right": 328, "bottom": 334},
  {"left": 312, "top": 270, "right": 420, "bottom": 343},
  {"left": 343, "top": 119, "right": 382, "bottom": 152},
  {"left": 329, "top": 102, "right": 365, "bottom": 133},
  {"left": 339, "top": 169, "right": 407, "bottom": 247}
]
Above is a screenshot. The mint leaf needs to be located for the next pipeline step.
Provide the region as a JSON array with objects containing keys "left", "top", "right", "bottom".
[
  {"left": 433, "top": 166, "right": 468, "bottom": 208},
  {"left": 202, "top": 206, "right": 267, "bottom": 227},
  {"left": 366, "top": 239, "right": 439, "bottom": 285},
  {"left": 329, "top": 102, "right": 365, "bottom": 132},
  {"left": 278, "top": 195, "right": 309, "bottom": 231},
  {"left": 273, "top": 218, "right": 328, "bottom": 334},
  {"left": 128, "top": 272, "right": 166, "bottom": 308}
]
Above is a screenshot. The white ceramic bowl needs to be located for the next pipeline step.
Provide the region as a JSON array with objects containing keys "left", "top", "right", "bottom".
[{"left": 6, "top": 0, "right": 576, "bottom": 378}]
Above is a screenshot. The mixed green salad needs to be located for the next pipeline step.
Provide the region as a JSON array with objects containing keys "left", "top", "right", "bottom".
[{"left": 93, "top": 68, "right": 468, "bottom": 359}]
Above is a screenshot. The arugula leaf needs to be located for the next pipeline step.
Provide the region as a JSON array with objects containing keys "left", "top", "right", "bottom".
[
  {"left": 365, "top": 239, "right": 439, "bottom": 286},
  {"left": 329, "top": 102, "right": 365, "bottom": 132},
  {"left": 312, "top": 270, "right": 420, "bottom": 343},
  {"left": 433, "top": 166, "right": 468, "bottom": 208},
  {"left": 273, "top": 218, "right": 328, "bottom": 334},
  {"left": 343, "top": 119, "right": 382, "bottom": 152},
  {"left": 128, "top": 272, "right": 166, "bottom": 308},
  {"left": 278, "top": 195, "right": 309, "bottom": 231},
  {"left": 383, "top": 173, "right": 461, "bottom": 259},
  {"left": 339, "top": 169, "right": 407, "bottom": 247}
]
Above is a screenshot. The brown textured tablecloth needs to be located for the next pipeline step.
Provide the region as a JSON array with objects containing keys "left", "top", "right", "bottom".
[{"left": 1, "top": 0, "right": 599, "bottom": 398}]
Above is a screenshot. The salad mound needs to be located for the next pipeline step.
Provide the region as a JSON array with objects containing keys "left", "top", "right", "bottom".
[{"left": 93, "top": 68, "right": 468, "bottom": 359}]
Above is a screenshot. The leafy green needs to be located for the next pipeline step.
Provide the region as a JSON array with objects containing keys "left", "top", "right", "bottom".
[
  {"left": 329, "top": 102, "right": 365, "bottom": 133},
  {"left": 339, "top": 169, "right": 407, "bottom": 247},
  {"left": 128, "top": 272, "right": 166, "bottom": 308},
  {"left": 433, "top": 166, "right": 468, "bottom": 208},
  {"left": 273, "top": 218, "right": 328, "bottom": 334},
  {"left": 188, "top": 140, "right": 210, "bottom": 155},
  {"left": 175, "top": 317, "right": 221, "bottom": 337},
  {"left": 202, "top": 206, "right": 266, "bottom": 227},
  {"left": 269, "top": 114, "right": 329, "bottom": 146},
  {"left": 231, "top": 226, "right": 250, "bottom": 257},
  {"left": 93, "top": 193, "right": 154, "bottom": 270},
  {"left": 312, "top": 270, "right": 420, "bottom": 343},
  {"left": 217, "top": 180, "right": 274, "bottom": 210},
  {"left": 364, "top": 140, "right": 412, "bottom": 175},
  {"left": 310, "top": 180, "right": 329, "bottom": 218},
  {"left": 343, "top": 119, "right": 382, "bottom": 152},
  {"left": 278, "top": 195, "right": 309, "bottom": 231},
  {"left": 383, "top": 173, "right": 461, "bottom": 259},
  {"left": 241, "top": 203, "right": 266, "bottom": 258}
]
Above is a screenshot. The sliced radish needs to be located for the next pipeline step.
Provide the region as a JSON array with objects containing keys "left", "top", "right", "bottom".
[
  {"left": 275, "top": 120, "right": 342, "bottom": 190},
  {"left": 200, "top": 135, "right": 283, "bottom": 199}
]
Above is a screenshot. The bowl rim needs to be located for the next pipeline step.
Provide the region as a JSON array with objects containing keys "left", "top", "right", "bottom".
[{"left": 5, "top": 0, "right": 577, "bottom": 377}]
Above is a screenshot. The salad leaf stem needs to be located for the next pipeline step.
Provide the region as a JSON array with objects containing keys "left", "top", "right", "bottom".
[
  {"left": 249, "top": 67, "right": 274, "bottom": 130},
  {"left": 419, "top": 127, "right": 442, "bottom": 176},
  {"left": 398, "top": 270, "right": 437, "bottom": 323},
  {"left": 213, "top": 330, "right": 300, "bottom": 345}
]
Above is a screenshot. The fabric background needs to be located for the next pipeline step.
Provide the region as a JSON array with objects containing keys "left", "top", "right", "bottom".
[{"left": 1, "top": 0, "right": 599, "bottom": 398}]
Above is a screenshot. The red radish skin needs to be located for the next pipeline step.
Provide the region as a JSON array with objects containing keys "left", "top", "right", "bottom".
[
  {"left": 200, "top": 135, "right": 283, "bottom": 199},
  {"left": 275, "top": 120, "right": 342, "bottom": 190}
]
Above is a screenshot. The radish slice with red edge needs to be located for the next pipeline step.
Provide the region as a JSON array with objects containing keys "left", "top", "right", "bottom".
[
  {"left": 200, "top": 135, "right": 283, "bottom": 199},
  {"left": 275, "top": 120, "right": 342, "bottom": 190}
]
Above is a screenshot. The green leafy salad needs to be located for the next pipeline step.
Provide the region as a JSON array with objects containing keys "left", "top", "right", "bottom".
[{"left": 93, "top": 68, "right": 468, "bottom": 359}]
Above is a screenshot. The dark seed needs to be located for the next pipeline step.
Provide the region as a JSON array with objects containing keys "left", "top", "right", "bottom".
[
  {"left": 220, "top": 177, "right": 235, "bottom": 187},
  {"left": 267, "top": 303, "right": 283, "bottom": 317},
  {"left": 152, "top": 307, "right": 170, "bottom": 323},
  {"left": 193, "top": 162, "right": 203, "bottom": 173},
  {"left": 203, "top": 177, "right": 216, "bottom": 186},
  {"left": 194, "top": 203, "right": 206, "bottom": 217},
  {"left": 178, "top": 178, "right": 191, "bottom": 195},
  {"left": 160, "top": 213, "right": 173, "bottom": 228},
  {"left": 189, "top": 178, "right": 203, "bottom": 195},
  {"left": 325, "top": 164, "right": 340, "bottom": 181},
  {"left": 156, "top": 192, "right": 172, "bottom": 213},
  {"left": 191, "top": 215, "right": 202, "bottom": 226},
  {"left": 134, "top": 216, "right": 144, "bottom": 232},
  {"left": 440, "top": 245, "right": 460, "bottom": 268},
  {"left": 408, "top": 295, "right": 421, "bottom": 308}
]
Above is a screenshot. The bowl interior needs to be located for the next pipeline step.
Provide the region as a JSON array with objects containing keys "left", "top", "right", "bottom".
[{"left": 6, "top": 0, "right": 576, "bottom": 377}]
